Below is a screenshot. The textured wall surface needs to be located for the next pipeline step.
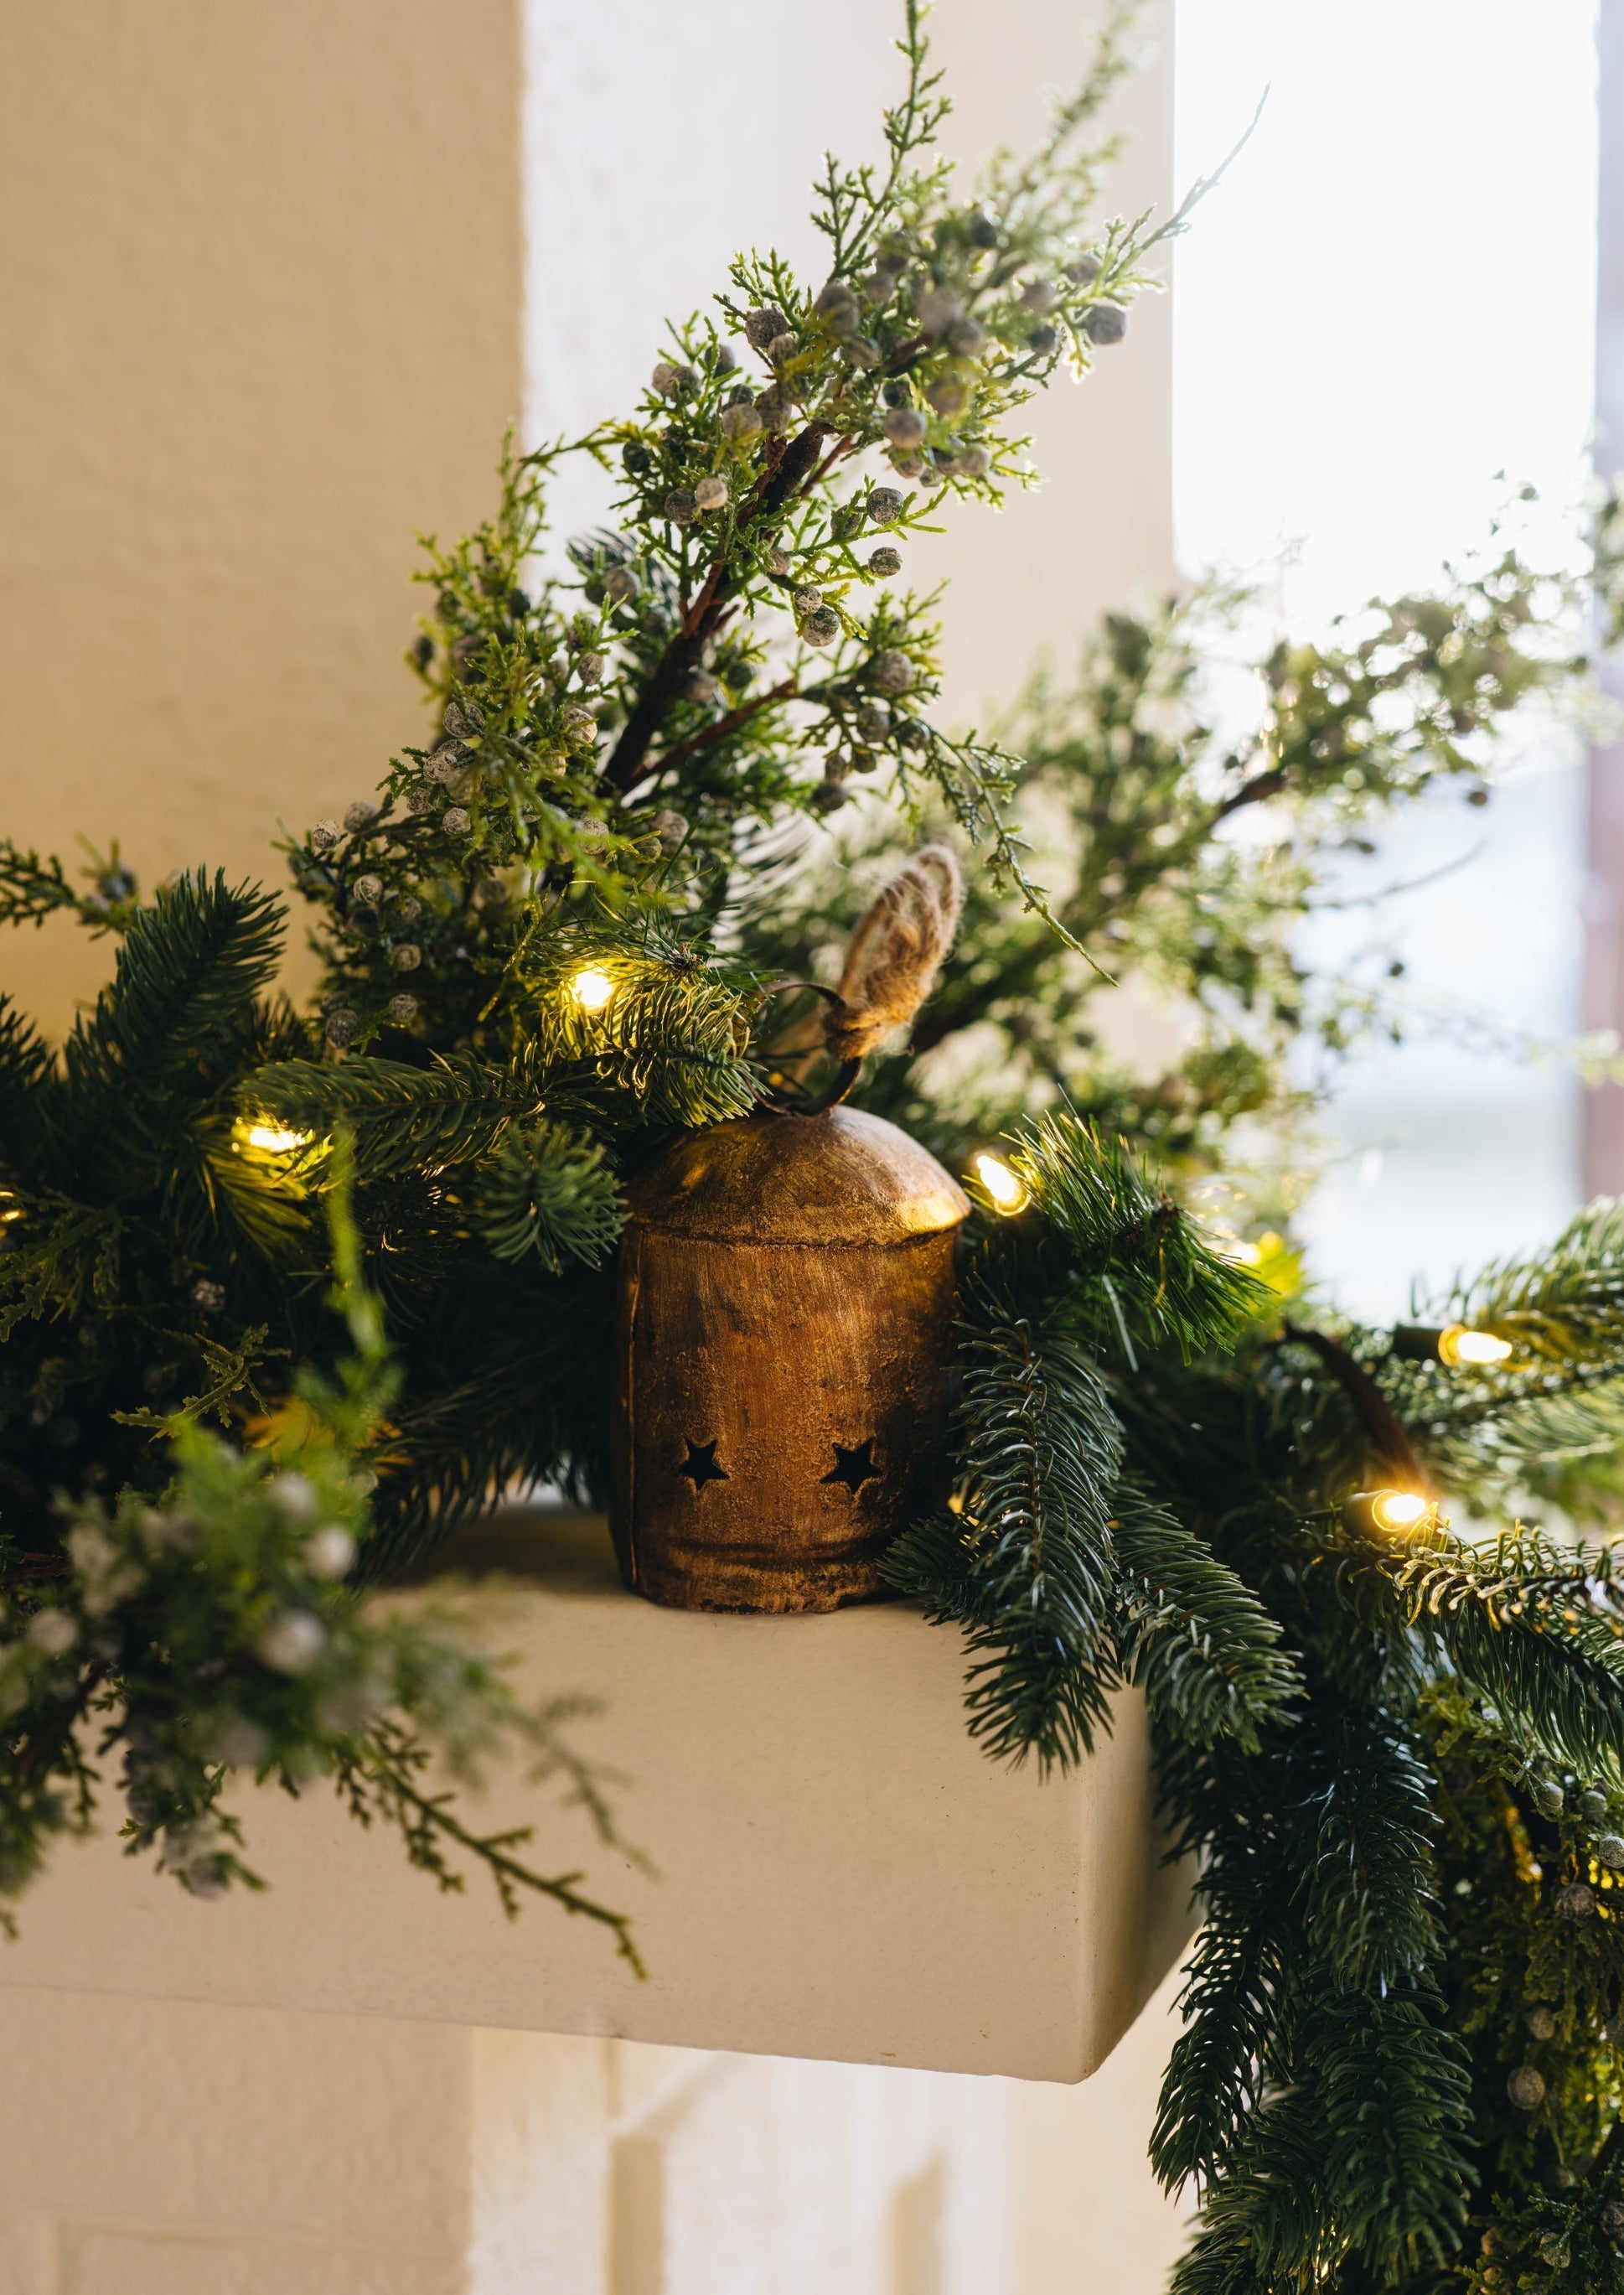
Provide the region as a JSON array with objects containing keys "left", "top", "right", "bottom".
[
  {"left": 1, "top": 0, "right": 524, "bottom": 1040},
  {"left": 0, "top": 1977, "right": 1187, "bottom": 2292},
  {"left": 920, "top": 0, "right": 1177, "bottom": 715}
]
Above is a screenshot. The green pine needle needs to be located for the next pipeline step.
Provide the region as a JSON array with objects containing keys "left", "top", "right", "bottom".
[
  {"left": 520, "top": 926, "right": 759, "bottom": 1132},
  {"left": 887, "top": 1282, "right": 1124, "bottom": 1768},
  {"left": 0, "top": 997, "right": 52, "bottom": 1166},
  {"left": 1110, "top": 1488, "right": 1300, "bottom": 1754},
  {"left": 50, "top": 870, "right": 285, "bottom": 1176},
  {"left": 1169, "top": 1989, "right": 1471, "bottom": 2292},
  {"left": 246, "top": 1049, "right": 540, "bottom": 1176},
  {"left": 472, "top": 1119, "right": 623, "bottom": 1271},
  {"left": 993, "top": 1108, "right": 1268, "bottom": 1360}
]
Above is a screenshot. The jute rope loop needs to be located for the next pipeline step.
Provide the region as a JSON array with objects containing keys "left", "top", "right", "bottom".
[
  {"left": 755, "top": 844, "right": 965, "bottom": 1116},
  {"left": 826, "top": 843, "right": 965, "bottom": 1062}
]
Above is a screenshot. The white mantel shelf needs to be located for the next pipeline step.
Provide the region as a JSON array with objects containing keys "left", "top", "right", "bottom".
[{"left": 0, "top": 1509, "right": 1192, "bottom": 2085}]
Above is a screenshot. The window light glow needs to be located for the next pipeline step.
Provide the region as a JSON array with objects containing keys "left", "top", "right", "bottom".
[
  {"left": 973, "top": 1153, "right": 1029, "bottom": 1215},
  {"left": 1438, "top": 1324, "right": 1514, "bottom": 1369},
  {"left": 571, "top": 966, "right": 616, "bottom": 1013},
  {"left": 1176, "top": 0, "right": 1596, "bottom": 1324}
]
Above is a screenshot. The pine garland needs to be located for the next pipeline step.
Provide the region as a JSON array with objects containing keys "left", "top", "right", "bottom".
[
  {"left": 887, "top": 1110, "right": 1296, "bottom": 1768},
  {"left": 7, "top": 8, "right": 1624, "bottom": 2287}
]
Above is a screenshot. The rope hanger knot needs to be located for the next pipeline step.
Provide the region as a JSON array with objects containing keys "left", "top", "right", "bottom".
[{"left": 825, "top": 843, "right": 965, "bottom": 1063}]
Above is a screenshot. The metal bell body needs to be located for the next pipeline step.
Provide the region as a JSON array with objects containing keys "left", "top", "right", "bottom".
[{"left": 610, "top": 1106, "right": 970, "bottom": 1614}]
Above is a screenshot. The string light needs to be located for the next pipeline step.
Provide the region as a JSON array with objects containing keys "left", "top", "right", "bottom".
[
  {"left": 243, "top": 1122, "right": 309, "bottom": 1154},
  {"left": 1368, "top": 1489, "right": 1430, "bottom": 1535},
  {"left": 972, "top": 1153, "right": 1029, "bottom": 1214},
  {"left": 571, "top": 966, "right": 616, "bottom": 1013},
  {"left": 1345, "top": 1488, "right": 1436, "bottom": 1539},
  {"left": 1391, "top": 1321, "right": 1514, "bottom": 1367},
  {"left": 1438, "top": 1323, "right": 1513, "bottom": 1369}
]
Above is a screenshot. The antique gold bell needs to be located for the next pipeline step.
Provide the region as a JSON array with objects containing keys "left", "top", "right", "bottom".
[{"left": 609, "top": 1105, "right": 970, "bottom": 1614}]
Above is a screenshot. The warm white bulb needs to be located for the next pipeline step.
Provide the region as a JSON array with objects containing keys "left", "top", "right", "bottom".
[
  {"left": 572, "top": 966, "right": 615, "bottom": 1013},
  {"left": 973, "top": 1153, "right": 1029, "bottom": 1214},
  {"left": 1369, "top": 1489, "right": 1430, "bottom": 1535},
  {"left": 245, "top": 1122, "right": 308, "bottom": 1153},
  {"left": 1439, "top": 1324, "right": 1513, "bottom": 1368}
]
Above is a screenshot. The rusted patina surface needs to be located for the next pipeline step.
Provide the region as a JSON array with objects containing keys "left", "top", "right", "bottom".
[{"left": 611, "top": 1106, "right": 969, "bottom": 1613}]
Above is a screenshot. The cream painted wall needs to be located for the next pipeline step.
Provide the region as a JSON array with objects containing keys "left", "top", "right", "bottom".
[
  {"left": 524, "top": 0, "right": 1174, "bottom": 719},
  {"left": 921, "top": 0, "right": 1177, "bottom": 717},
  {"left": 1, "top": 0, "right": 524, "bottom": 1042},
  {"left": 1, "top": 1, "right": 1187, "bottom": 2287},
  {"left": 0, "top": 1975, "right": 1189, "bottom": 2292}
]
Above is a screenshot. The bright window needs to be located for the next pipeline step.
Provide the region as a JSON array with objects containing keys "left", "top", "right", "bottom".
[{"left": 1175, "top": 0, "right": 1599, "bottom": 1318}]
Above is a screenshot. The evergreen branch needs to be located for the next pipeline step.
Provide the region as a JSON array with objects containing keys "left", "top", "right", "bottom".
[
  {"left": 1169, "top": 1990, "right": 1472, "bottom": 2292},
  {"left": 996, "top": 1108, "right": 1267, "bottom": 1360},
  {"left": 1290, "top": 1987, "right": 1474, "bottom": 2277},
  {"left": 1110, "top": 1486, "right": 1300, "bottom": 1752},
  {"left": 193, "top": 1109, "right": 317, "bottom": 1263},
  {"left": 643, "top": 674, "right": 799, "bottom": 780},
  {"left": 815, "top": 0, "right": 949, "bottom": 276},
  {"left": 361, "top": 1267, "right": 613, "bottom": 1579},
  {"left": 245, "top": 1052, "right": 540, "bottom": 1176},
  {"left": 1431, "top": 1197, "right": 1624, "bottom": 1352},
  {"left": 603, "top": 424, "right": 831, "bottom": 795},
  {"left": 906, "top": 722, "right": 1115, "bottom": 980},
  {"left": 111, "top": 1324, "right": 271, "bottom": 1433},
  {"left": 1297, "top": 1700, "right": 1440, "bottom": 1989},
  {"left": 1168, "top": 2089, "right": 1336, "bottom": 2295},
  {"left": 1440, "top": 1372, "right": 1624, "bottom": 1464},
  {"left": 1420, "top": 1373, "right": 1624, "bottom": 1526},
  {"left": 1394, "top": 1545, "right": 1624, "bottom": 1779},
  {"left": 51, "top": 872, "right": 285, "bottom": 1164},
  {"left": 887, "top": 1282, "right": 1123, "bottom": 1767},
  {"left": 0, "top": 1000, "right": 54, "bottom": 1172},
  {"left": 0, "top": 1194, "right": 123, "bottom": 1338},
  {"left": 522, "top": 927, "right": 759, "bottom": 1129},
  {"left": 1285, "top": 1319, "right": 1434, "bottom": 1489},
  {"left": 0, "top": 1168, "right": 637, "bottom": 1966},
  {"left": 0, "top": 838, "right": 140, "bottom": 938},
  {"left": 333, "top": 1717, "right": 644, "bottom": 1975},
  {"left": 470, "top": 1118, "right": 624, "bottom": 1271},
  {"left": 0, "top": 840, "right": 80, "bottom": 928},
  {"left": 1151, "top": 1856, "right": 1285, "bottom": 2189}
]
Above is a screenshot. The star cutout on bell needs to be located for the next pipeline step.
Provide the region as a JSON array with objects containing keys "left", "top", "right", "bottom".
[
  {"left": 680, "top": 1438, "right": 728, "bottom": 1491},
  {"left": 821, "top": 1438, "right": 878, "bottom": 1495}
]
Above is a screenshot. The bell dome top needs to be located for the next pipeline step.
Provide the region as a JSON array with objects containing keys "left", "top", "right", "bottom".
[{"left": 626, "top": 1106, "right": 970, "bottom": 1246}]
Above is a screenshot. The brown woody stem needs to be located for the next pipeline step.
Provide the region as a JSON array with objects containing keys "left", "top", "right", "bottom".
[
  {"left": 1283, "top": 1320, "right": 1435, "bottom": 1495},
  {"left": 0, "top": 1557, "right": 70, "bottom": 1588},
  {"left": 1212, "top": 765, "right": 1289, "bottom": 822},
  {"left": 603, "top": 422, "right": 831, "bottom": 797},
  {"left": 1586, "top": 2114, "right": 1624, "bottom": 2186},
  {"left": 642, "top": 677, "right": 799, "bottom": 783},
  {"left": 9, "top": 1662, "right": 106, "bottom": 1789}
]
